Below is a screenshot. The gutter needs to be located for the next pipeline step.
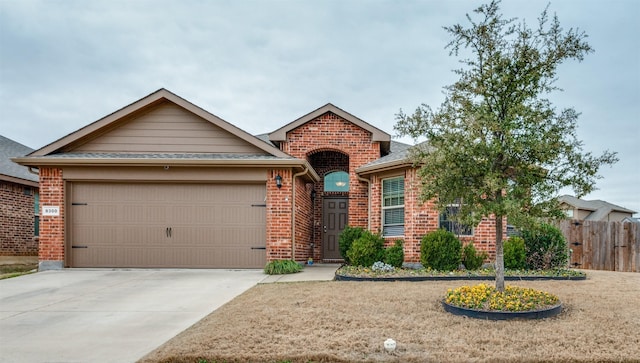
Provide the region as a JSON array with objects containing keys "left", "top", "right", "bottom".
[{"left": 291, "top": 166, "right": 309, "bottom": 262}]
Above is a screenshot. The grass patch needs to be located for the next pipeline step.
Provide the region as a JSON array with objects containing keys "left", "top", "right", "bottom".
[
  {"left": 0, "top": 264, "right": 37, "bottom": 280},
  {"left": 140, "top": 270, "right": 640, "bottom": 363}
]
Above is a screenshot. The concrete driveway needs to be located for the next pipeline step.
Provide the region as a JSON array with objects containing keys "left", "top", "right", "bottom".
[{"left": 0, "top": 269, "right": 266, "bottom": 363}]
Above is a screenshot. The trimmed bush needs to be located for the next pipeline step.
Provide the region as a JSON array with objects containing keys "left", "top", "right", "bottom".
[
  {"left": 420, "top": 229, "right": 462, "bottom": 271},
  {"left": 347, "top": 231, "right": 385, "bottom": 267},
  {"left": 522, "top": 224, "right": 569, "bottom": 270},
  {"left": 504, "top": 236, "right": 527, "bottom": 270},
  {"left": 339, "top": 225, "right": 365, "bottom": 265},
  {"left": 264, "top": 260, "right": 302, "bottom": 275},
  {"left": 384, "top": 240, "right": 404, "bottom": 268},
  {"left": 462, "top": 243, "right": 487, "bottom": 270}
]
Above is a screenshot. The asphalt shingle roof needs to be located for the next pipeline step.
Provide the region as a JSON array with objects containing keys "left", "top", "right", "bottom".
[
  {"left": 39, "top": 152, "right": 294, "bottom": 160},
  {"left": 559, "top": 194, "right": 636, "bottom": 219},
  {"left": 0, "top": 135, "right": 38, "bottom": 183}
]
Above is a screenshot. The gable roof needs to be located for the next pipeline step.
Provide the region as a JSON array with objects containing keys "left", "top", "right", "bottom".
[
  {"left": 0, "top": 135, "right": 38, "bottom": 187},
  {"left": 27, "top": 89, "right": 291, "bottom": 159},
  {"left": 559, "top": 195, "right": 636, "bottom": 220},
  {"left": 12, "top": 89, "right": 319, "bottom": 181},
  {"left": 268, "top": 103, "right": 391, "bottom": 154}
]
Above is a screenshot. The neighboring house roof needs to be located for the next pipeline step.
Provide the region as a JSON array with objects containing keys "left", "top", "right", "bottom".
[
  {"left": 268, "top": 103, "right": 391, "bottom": 154},
  {"left": 558, "top": 195, "right": 636, "bottom": 221},
  {"left": 622, "top": 217, "right": 640, "bottom": 224},
  {"left": 0, "top": 135, "right": 38, "bottom": 187}
]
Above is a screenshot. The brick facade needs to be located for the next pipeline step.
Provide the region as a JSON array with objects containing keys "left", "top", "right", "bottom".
[
  {"left": 277, "top": 112, "right": 381, "bottom": 261},
  {"left": 29, "top": 100, "right": 505, "bottom": 268},
  {"left": 269, "top": 110, "right": 505, "bottom": 264},
  {"left": 37, "top": 168, "right": 65, "bottom": 267},
  {"left": 0, "top": 181, "right": 38, "bottom": 256}
]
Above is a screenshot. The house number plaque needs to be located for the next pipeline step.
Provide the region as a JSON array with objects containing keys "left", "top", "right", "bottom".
[{"left": 42, "top": 206, "right": 60, "bottom": 216}]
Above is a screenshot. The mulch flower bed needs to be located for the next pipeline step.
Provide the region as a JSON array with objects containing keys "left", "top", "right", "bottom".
[{"left": 335, "top": 265, "right": 586, "bottom": 281}]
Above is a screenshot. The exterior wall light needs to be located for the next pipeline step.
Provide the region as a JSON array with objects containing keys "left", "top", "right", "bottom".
[{"left": 275, "top": 174, "right": 282, "bottom": 189}]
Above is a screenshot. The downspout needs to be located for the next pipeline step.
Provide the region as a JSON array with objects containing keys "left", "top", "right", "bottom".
[
  {"left": 357, "top": 175, "right": 371, "bottom": 230},
  {"left": 292, "top": 166, "right": 309, "bottom": 262},
  {"left": 28, "top": 167, "right": 40, "bottom": 175}
]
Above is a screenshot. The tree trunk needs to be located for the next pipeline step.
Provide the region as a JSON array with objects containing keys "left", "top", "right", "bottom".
[{"left": 495, "top": 213, "right": 505, "bottom": 292}]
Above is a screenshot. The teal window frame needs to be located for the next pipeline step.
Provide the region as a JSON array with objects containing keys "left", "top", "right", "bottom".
[{"left": 324, "top": 171, "right": 349, "bottom": 192}]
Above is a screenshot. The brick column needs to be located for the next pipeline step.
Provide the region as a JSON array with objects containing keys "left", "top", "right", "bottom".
[
  {"left": 266, "top": 169, "right": 293, "bottom": 261},
  {"left": 38, "top": 167, "right": 65, "bottom": 270}
]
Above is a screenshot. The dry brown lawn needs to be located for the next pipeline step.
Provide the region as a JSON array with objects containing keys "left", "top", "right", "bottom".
[{"left": 140, "top": 270, "right": 640, "bottom": 363}]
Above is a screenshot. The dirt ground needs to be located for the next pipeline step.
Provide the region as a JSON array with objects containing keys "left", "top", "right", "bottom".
[{"left": 140, "top": 270, "right": 640, "bottom": 363}]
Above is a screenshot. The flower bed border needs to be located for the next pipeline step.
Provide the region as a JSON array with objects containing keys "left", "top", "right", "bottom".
[
  {"left": 442, "top": 300, "right": 563, "bottom": 320},
  {"left": 334, "top": 273, "right": 586, "bottom": 282}
]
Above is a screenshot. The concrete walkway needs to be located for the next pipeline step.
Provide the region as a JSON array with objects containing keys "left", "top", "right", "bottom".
[{"left": 260, "top": 263, "right": 340, "bottom": 283}]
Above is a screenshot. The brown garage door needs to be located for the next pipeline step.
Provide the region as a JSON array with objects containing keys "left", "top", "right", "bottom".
[{"left": 69, "top": 182, "right": 266, "bottom": 268}]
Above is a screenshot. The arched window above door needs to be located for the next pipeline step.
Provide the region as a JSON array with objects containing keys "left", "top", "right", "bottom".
[{"left": 324, "top": 171, "right": 349, "bottom": 192}]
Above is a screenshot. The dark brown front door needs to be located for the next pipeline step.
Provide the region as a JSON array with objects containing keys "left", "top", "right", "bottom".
[{"left": 322, "top": 197, "right": 348, "bottom": 260}]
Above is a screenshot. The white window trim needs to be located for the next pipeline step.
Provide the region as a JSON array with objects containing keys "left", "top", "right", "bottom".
[{"left": 382, "top": 176, "right": 404, "bottom": 237}]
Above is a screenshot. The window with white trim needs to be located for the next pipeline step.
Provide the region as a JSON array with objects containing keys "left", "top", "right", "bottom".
[
  {"left": 382, "top": 176, "right": 404, "bottom": 237},
  {"left": 439, "top": 199, "right": 473, "bottom": 236}
]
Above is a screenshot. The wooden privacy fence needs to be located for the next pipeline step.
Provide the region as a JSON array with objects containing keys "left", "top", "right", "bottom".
[{"left": 558, "top": 220, "right": 640, "bottom": 272}]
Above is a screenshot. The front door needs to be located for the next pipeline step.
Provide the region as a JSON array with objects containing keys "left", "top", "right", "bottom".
[{"left": 322, "top": 197, "right": 348, "bottom": 260}]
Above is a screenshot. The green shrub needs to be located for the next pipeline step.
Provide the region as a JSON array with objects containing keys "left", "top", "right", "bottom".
[
  {"left": 347, "top": 231, "right": 385, "bottom": 267},
  {"left": 420, "top": 229, "right": 462, "bottom": 271},
  {"left": 462, "top": 243, "right": 487, "bottom": 270},
  {"left": 264, "top": 260, "right": 302, "bottom": 275},
  {"left": 522, "top": 223, "right": 569, "bottom": 270},
  {"left": 504, "top": 236, "right": 527, "bottom": 269},
  {"left": 384, "top": 239, "right": 404, "bottom": 268},
  {"left": 339, "top": 225, "right": 365, "bottom": 264}
]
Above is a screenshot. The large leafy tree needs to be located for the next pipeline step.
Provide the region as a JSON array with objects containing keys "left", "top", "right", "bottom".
[{"left": 395, "top": 1, "right": 617, "bottom": 291}]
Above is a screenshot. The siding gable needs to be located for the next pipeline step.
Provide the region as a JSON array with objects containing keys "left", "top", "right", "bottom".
[{"left": 72, "top": 101, "right": 267, "bottom": 154}]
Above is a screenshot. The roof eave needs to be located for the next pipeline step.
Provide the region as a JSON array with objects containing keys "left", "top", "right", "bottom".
[
  {"left": 269, "top": 103, "right": 391, "bottom": 143},
  {"left": 356, "top": 160, "right": 413, "bottom": 176},
  {"left": 0, "top": 173, "right": 39, "bottom": 188},
  {"left": 12, "top": 157, "right": 320, "bottom": 182}
]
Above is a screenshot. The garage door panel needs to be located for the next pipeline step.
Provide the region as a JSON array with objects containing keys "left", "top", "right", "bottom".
[{"left": 70, "top": 183, "right": 266, "bottom": 268}]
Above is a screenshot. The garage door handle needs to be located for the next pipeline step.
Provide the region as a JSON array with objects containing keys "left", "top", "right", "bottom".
[
  {"left": 72, "top": 245, "right": 88, "bottom": 249},
  {"left": 166, "top": 227, "right": 173, "bottom": 238},
  {"left": 251, "top": 247, "right": 266, "bottom": 250}
]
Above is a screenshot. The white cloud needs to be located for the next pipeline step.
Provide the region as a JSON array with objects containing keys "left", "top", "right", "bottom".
[{"left": 1, "top": 0, "right": 638, "bottom": 213}]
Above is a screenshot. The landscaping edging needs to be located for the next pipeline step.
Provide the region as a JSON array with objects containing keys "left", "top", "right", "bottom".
[
  {"left": 442, "top": 300, "right": 563, "bottom": 320},
  {"left": 334, "top": 274, "right": 586, "bottom": 282}
]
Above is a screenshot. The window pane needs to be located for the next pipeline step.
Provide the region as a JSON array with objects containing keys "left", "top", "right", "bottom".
[
  {"left": 439, "top": 205, "right": 473, "bottom": 236},
  {"left": 384, "top": 208, "right": 404, "bottom": 224},
  {"left": 324, "top": 171, "right": 349, "bottom": 192},
  {"left": 383, "top": 225, "right": 404, "bottom": 237},
  {"left": 383, "top": 177, "right": 404, "bottom": 207}
]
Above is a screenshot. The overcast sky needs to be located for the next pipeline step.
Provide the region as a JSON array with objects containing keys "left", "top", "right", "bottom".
[{"left": 1, "top": 0, "right": 638, "bottom": 215}]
